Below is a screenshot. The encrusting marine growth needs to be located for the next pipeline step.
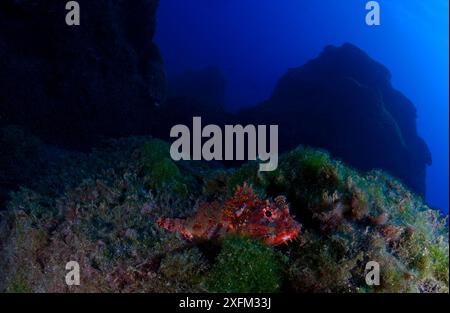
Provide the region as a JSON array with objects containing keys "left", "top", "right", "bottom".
[
  {"left": 0, "top": 137, "right": 447, "bottom": 293},
  {"left": 157, "top": 184, "right": 301, "bottom": 245}
]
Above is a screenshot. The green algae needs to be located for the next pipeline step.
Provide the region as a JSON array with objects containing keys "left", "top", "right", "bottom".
[
  {"left": 0, "top": 138, "right": 447, "bottom": 293},
  {"left": 207, "top": 236, "right": 284, "bottom": 293}
]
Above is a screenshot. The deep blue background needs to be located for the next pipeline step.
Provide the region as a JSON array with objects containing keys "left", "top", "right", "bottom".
[{"left": 155, "top": 0, "right": 449, "bottom": 213}]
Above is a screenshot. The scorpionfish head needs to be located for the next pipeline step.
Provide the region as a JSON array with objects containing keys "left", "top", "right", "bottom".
[{"left": 224, "top": 184, "right": 301, "bottom": 246}]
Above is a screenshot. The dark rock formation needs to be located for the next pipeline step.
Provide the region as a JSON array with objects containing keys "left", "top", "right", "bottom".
[
  {"left": 241, "top": 43, "right": 431, "bottom": 196},
  {"left": 169, "top": 66, "right": 227, "bottom": 111},
  {"left": 0, "top": 0, "right": 166, "bottom": 148},
  {"left": 0, "top": 2, "right": 430, "bottom": 200},
  {"left": 153, "top": 67, "right": 231, "bottom": 140}
]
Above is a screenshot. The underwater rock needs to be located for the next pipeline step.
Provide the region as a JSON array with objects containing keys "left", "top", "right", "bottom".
[
  {"left": 206, "top": 236, "right": 284, "bottom": 293},
  {"left": 169, "top": 66, "right": 227, "bottom": 112},
  {"left": 0, "top": 0, "right": 166, "bottom": 148},
  {"left": 0, "top": 125, "right": 45, "bottom": 209},
  {"left": 240, "top": 43, "right": 431, "bottom": 197},
  {"left": 153, "top": 67, "right": 232, "bottom": 141},
  {"left": 0, "top": 139, "right": 447, "bottom": 293}
]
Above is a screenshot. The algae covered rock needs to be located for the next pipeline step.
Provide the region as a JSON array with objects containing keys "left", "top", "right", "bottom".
[
  {"left": 206, "top": 236, "right": 285, "bottom": 293},
  {"left": 0, "top": 140, "right": 447, "bottom": 293},
  {"left": 227, "top": 146, "right": 448, "bottom": 292}
]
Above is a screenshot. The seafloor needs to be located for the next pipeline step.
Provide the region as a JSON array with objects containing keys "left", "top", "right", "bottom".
[{"left": 0, "top": 134, "right": 447, "bottom": 293}]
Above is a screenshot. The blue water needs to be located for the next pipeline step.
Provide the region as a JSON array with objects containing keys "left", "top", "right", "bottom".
[{"left": 155, "top": 0, "right": 449, "bottom": 213}]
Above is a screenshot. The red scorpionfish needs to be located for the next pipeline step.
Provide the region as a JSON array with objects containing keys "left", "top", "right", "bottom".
[{"left": 157, "top": 184, "right": 301, "bottom": 246}]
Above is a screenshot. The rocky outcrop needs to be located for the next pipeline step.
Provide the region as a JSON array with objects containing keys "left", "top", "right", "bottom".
[
  {"left": 169, "top": 66, "right": 227, "bottom": 111},
  {"left": 241, "top": 43, "right": 431, "bottom": 196},
  {"left": 153, "top": 67, "right": 231, "bottom": 140},
  {"left": 0, "top": 0, "right": 166, "bottom": 148},
  {"left": 0, "top": 3, "right": 430, "bottom": 198}
]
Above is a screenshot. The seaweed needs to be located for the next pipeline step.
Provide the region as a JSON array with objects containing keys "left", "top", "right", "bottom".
[{"left": 0, "top": 140, "right": 447, "bottom": 293}]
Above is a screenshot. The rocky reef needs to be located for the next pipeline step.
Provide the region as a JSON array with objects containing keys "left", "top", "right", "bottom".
[
  {"left": 0, "top": 137, "right": 447, "bottom": 293},
  {"left": 0, "top": 0, "right": 166, "bottom": 147},
  {"left": 0, "top": 2, "right": 444, "bottom": 294},
  {"left": 241, "top": 43, "right": 431, "bottom": 197},
  {"left": 0, "top": 0, "right": 432, "bottom": 199}
]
